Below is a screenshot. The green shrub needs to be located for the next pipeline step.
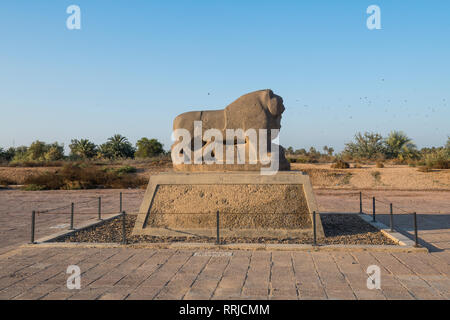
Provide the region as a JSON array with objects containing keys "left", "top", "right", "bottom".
[
  {"left": 424, "top": 149, "right": 449, "bottom": 169},
  {"left": 343, "top": 132, "right": 386, "bottom": 160},
  {"left": 12, "top": 141, "right": 64, "bottom": 162},
  {"left": 22, "top": 184, "right": 47, "bottom": 191},
  {"left": 135, "top": 138, "right": 164, "bottom": 158},
  {"left": 115, "top": 165, "right": 137, "bottom": 175}
]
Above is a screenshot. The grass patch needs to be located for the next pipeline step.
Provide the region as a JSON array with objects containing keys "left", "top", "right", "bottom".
[
  {"left": 424, "top": 151, "right": 449, "bottom": 169},
  {"left": 114, "top": 165, "right": 137, "bottom": 174}
]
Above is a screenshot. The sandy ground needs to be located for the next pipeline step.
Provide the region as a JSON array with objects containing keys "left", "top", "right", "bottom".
[
  {"left": 0, "top": 167, "right": 60, "bottom": 184},
  {"left": 290, "top": 163, "right": 450, "bottom": 190},
  {"left": 1, "top": 163, "right": 448, "bottom": 190}
]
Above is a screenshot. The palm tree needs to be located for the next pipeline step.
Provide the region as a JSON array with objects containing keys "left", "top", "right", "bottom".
[
  {"left": 104, "top": 134, "right": 135, "bottom": 159},
  {"left": 323, "top": 146, "right": 334, "bottom": 156},
  {"left": 69, "top": 139, "right": 97, "bottom": 159},
  {"left": 384, "top": 131, "right": 416, "bottom": 159}
]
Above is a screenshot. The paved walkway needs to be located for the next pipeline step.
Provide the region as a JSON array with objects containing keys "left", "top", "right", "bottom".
[
  {"left": 0, "top": 247, "right": 448, "bottom": 300},
  {"left": 0, "top": 189, "right": 449, "bottom": 300}
]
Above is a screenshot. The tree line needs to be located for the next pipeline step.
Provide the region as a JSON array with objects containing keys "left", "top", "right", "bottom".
[
  {"left": 0, "top": 135, "right": 165, "bottom": 163},
  {"left": 286, "top": 131, "right": 449, "bottom": 168},
  {"left": 1, "top": 131, "right": 449, "bottom": 169}
]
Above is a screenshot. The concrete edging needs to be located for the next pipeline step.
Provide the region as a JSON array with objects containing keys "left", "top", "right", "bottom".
[
  {"left": 23, "top": 241, "right": 427, "bottom": 252},
  {"left": 358, "top": 213, "right": 427, "bottom": 251}
]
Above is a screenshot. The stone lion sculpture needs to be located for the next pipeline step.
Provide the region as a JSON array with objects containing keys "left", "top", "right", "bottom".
[{"left": 171, "top": 89, "right": 290, "bottom": 171}]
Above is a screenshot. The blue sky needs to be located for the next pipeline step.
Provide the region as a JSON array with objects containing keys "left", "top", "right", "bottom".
[{"left": 0, "top": 0, "right": 449, "bottom": 152}]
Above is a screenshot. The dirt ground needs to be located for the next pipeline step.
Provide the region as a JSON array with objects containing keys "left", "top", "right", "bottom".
[
  {"left": 290, "top": 163, "right": 450, "bottom": 190},
  {"left": 1, "top": 162, "right": 449, "bottom": 191}
]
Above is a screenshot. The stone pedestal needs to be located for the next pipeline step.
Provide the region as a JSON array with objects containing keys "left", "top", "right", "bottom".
[{"left": 132, "top": 171, "right": 324, "bottom": 238}]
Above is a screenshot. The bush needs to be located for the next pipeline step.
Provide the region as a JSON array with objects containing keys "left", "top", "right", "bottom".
[
  {"left": 23, "top": 164, "right": 146, "bottom": 190},
  {"left": 331, "top": 160, "right": 350, "bottom": 169},
  {"left": 0, "top": 147, "right": 15, "bottom": 163},
  {"left": 353, "top": 163, "right": 363, "bottom": 169},
  {"left": 115, "top": 166, "right": 137, "bottom": 175},
  {"left": 343, "top": 132, "right": 386, "bottom": 160},
  {"left": 135, "top": 138, "right": 164, "bottom": 158},
  {"left": 12, "top": 141, "right": 64, "bottom": 162},
  {"left": 424, "top": 149, "right": 449, "bottom": 169}
]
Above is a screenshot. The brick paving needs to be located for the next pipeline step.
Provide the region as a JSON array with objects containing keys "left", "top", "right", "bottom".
[{"left": 0, "top": 189, "right": 449, "bottom": 300}]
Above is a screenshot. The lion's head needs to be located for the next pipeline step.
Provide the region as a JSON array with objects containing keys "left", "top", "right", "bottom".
[{"left": 227, "top": 89, "right": 285, "bottom": 130}]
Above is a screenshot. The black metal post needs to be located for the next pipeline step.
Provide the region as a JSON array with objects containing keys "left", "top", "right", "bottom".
[
  {"left": 413, "top": 212, "right": 419, "bottom": 247},
  {"left": 313, "top": 211, "right": 317, "bottom": 246},
  {"left": 216, "top": 210, "right": 220, "bottom": 245},
  {"left": 98, "top": 197, "right": 102, "bottom": 220},
  {"left": 122, "top": 211, "right": 127, "bottom": 244},
  {"left": 390, "top": 203, "right": 394, "bottom": 232},
  {"left": 372, "top": 197, "right": 376, "bottom": 222},
  {"left": 30, "top": 210, "right": 36, "bottom": 244},
  {"left": 120, "top": 192, "right": 122, "bottom": 213},
  {"left": 359, "top": 192, "right": 362, "bottom": 214},
  {"left": 70, "top": 202, "right": 74, "bottom": 230}
]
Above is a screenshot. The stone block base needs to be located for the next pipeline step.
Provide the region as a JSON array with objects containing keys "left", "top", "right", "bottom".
[{"left": 132, "top": 171, "right": 324, "bottom": 237}]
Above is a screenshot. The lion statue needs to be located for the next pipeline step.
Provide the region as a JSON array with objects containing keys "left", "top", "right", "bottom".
[{"left": 171, "top": 89, "right": 290, "bottom": 171}]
